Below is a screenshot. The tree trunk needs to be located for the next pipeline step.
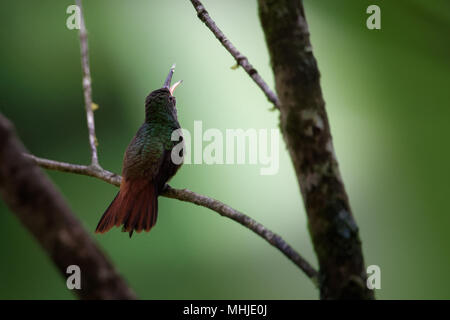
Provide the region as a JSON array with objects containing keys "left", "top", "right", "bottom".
[
  {"left": 258, "top": 0, "right": 374, "bottom": 299},
  {"left": 0, "top": 114, "right": 136, "bottom": 300}
]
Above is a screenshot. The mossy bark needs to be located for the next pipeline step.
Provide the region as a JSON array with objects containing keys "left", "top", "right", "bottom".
[
  {"left": 258, "top": 0, "right": 373, "bottom": 299},
  {"left": 0, "top": 114, "right": 136, "bottom": 300}
]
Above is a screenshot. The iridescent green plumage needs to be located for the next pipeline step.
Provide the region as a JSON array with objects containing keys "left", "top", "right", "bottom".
[
  {"left": 96, "top": 66, "right": 183, "bottom": 237},
  {"left": 123, "top": 87, "right": 181, "bottom": 183}
]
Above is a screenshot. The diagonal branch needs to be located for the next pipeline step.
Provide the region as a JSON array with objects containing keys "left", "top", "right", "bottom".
[
  {"left": 76, "top": 0, "right": 99, "bottom": 167},
  {"left": 163, "top": 186, "right": 318, "bottom": 281},
  {"left": 189, "top": 0, "right": 280, "bottom": 108},
  {"left": 25, "top": 153, "right": 319, "bottom": 282},
  {"left": 0, "top": 115, "right": 136, "bottom": 300}
]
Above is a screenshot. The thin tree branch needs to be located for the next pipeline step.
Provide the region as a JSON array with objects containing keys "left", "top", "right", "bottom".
[
  {"left": 76, "top": 0, "right": 99, "bottom": 167},
  {"left": 0, "top": 0, "right": 137, "bottom": 299},
  {"left": 189, "top": 0, "right": 280, "bottom": 108},
  {"left": 25, "top": 154, "right": 121, "bottom": 187},
  {"left": 0, "top": 115, "right": 136, "bottom": 300},
  {"left": 25, "top": 153, "right": 319, "bottom": 282}
]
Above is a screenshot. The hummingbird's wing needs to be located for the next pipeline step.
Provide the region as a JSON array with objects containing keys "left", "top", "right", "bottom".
[{"left": 122, "top": 125, "right": 165, "bottom": 180}]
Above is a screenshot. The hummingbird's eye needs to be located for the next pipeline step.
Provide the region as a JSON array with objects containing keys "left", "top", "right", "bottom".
[{"left": 168, "top": 96, "right": 175, "bottom": 104}]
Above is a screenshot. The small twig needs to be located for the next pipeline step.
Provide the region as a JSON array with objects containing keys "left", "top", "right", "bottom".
[
  {"left": 76, "top": 0, "right": 99, "bottom": 167},
  {"left": 25, "top": 154, "right": 121, "bottom": 186},
  {"left": 25, "top": 153, "right": 318, "bottom": 282},
  {"left": 189, "top": 0, "right": 280, "bottom": 108}
]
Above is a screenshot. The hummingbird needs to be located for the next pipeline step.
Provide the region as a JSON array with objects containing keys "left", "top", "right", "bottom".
[{"left": 96, "top": 65, "right": 183, "bottom": 237}]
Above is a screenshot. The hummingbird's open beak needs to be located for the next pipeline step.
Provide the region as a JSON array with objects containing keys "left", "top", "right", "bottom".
[{"left": 163, "top": 64, "right": 182, "bottom": 96}]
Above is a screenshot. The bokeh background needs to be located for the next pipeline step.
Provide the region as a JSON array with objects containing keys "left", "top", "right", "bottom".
[{"left": 1, "top": 0, "right": 449, "bottom": 299}]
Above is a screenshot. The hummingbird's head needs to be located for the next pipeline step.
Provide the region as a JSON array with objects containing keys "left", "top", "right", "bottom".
[{"left": 145, "top": 64, "right": 182, "bottom": 121}]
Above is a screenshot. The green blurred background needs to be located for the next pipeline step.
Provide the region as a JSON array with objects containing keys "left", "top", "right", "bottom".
[{"left": 1, "top": 0, "right": 449, "bottom": 299}]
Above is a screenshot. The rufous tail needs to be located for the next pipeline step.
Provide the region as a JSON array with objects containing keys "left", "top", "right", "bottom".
[{"left": 95, "top": 179, "right": 158, "bottom": 237}]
